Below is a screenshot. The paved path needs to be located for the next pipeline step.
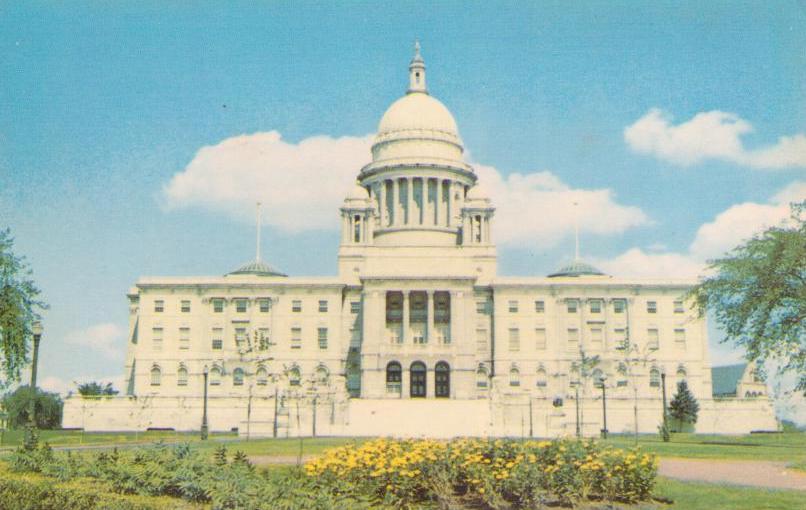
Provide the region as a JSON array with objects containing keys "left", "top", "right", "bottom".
[{"left": 659, "top": 458, "right": 806, "bottom": 491}]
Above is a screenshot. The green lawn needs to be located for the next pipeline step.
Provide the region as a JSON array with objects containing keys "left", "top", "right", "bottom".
[
  {"left": 0, "top": 428, "right": 236, "bottom": 448},
  {"left": 649, "top": 477, "right": 806, "bottom": 510}
]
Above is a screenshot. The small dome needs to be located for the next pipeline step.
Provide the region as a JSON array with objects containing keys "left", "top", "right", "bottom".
[
  {"left": 347, "top": 183, "right": 369, "bottom": 200},
  {"left": 548, "top": 260, "right": 607, "bottom": 278},
  {"left": 377, "top": 93, "right": 459, "bottom": 138},
  {"left": 227, "top": 260, "right": 287, "bottom": 277}
]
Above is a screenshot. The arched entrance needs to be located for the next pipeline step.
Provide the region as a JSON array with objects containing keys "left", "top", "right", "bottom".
[
  {"left": 410, "top": 361, "right": 426, "bottom": 398},
  {"left": 435, "top": 361, "right": 450, "bottom": 398}
]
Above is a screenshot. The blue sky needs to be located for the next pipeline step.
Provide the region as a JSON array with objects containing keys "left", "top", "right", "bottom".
[{"left": 1, "top": 2, "right": 804, "bottom": 400}]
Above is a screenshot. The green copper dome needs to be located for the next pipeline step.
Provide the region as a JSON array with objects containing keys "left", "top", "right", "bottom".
[
  {"left": 548, "top": 259, "right": 606, "bottom": 278},
  {"left": 227, "top": 260, "right": 287, "bottom": 277}
]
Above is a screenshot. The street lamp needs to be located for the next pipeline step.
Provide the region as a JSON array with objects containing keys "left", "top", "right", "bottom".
[
  {"left": 24, "top": 321, "right": 43, "bottom": 449},
  {"left": 598, "top": 375, "right": 608, "bottom": 439},
  {"left": 201, "top": 365, "right": 209, "bottom": 440},
  {"left": 660, "top": 366, "right": 668, "bottom": 432}
]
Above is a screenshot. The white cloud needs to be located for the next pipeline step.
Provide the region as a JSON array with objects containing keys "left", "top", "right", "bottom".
[
  {"left": 595, "top": 248, "right": 704, "bottom": 279},
  {"left": 65, "top": 323, "right": 126, "bottom": 360},
  {"left": 625, "top": 109, "right": 806, "bottom": 169}
]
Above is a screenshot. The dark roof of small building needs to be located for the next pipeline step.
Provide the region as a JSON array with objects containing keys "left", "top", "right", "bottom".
[
  {"left": 227, "top": 259, "right": 287, "bottom": 277},
  {"left": 711, "top": 363, "right": 747, "bottom": 397},
  {"left": 548, "top": 259, "right": 607, "bottom": 278}
]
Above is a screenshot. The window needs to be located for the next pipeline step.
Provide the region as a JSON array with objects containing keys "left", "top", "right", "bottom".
[
  {"left": 152, "top": 327, "right": 163, "bottom": 351},
  {"left": 235, "top": 299, "right": 247, "bottom": 313},
  {"left": 386, "top": 361, "right": 402, "bottom": 394},
  {"left": 179, "top": 327, "right": 190, "bottom": 350},
  {"left": 674, "top": 328, "right": 686, "bottom": 346},
  {"left": 535, "top": 328, "right": 547, "bottom": 350},
  {"left": 509, "top": 367, "right": 520, "bottom": 387},
  {"left": 613, "top": 299, "right": 626, "bottom": 314},
  {"left": 150, "top": 366, "right": 161, "bottom": 386},
  {"left": 353, "top": 215, "right": 362, "bottom": 243},
  {"left": 256, "top": 366, "right": 268, "bottom": 386},
  {"left": 288, "top": 367, "right": 301, "bottom": 386},
  {"left": 647, "top": 328, "right": 659, "bottom": 350},
  {"left": 410, "top": 362, "right": 426, "bottom": 398},
  {"left": 535, "top": 300, "right": 545, "bottom": 313},
  {"left": 476, "top": 365, "right": 488, "bottom": 389},
  {"left": 536, "top": 367, "right": 547, "bottom": 387},
  {"left": 589, "top": 300, "right": 602, "bottom": 314},
  {"left": 212, "top": 299, "right": 224, "bottom": 313},
  {"left": 617, "top": 362, "right": 628, "bottom": 387},
  {"left": 476, "top": 301, "right": 487, "bottom": 314},
  {"left": 259, "top": 299, "right": 270, "bottom": 313},
  {"left": 567, "top": 300, "right": 578, "bottom": 313},
  {"left": 154, "top": 300, "right": 164, "bottom": 313},
  {"left": 209, "top": 366, "right": 222, "bottom": 386},
  {"left": 235, "top": 327, "right": 247, "bottom": 349},
  {"left": 476, "top": 328, "right": 487, "bottom": 352},
  {"left": 589, "top": 326, "right": 603, "bottom": 344},
  {"left": 177, "top": 366, "right": 188, "bottom": 386},
  {"left": 674, "top": 300, "right": 684, "bottom": 314},
  {"left": 617, "top": 380, "right": 628, "bottom": 387},
  {"left": 291, "top": 327, "right": 302, "bottom": 349},
  {"left": 435, "top": 361, "right": 450, "bottom": 398},
  {"left": 211, "top": 328, "right": 223, "bottom": 350},
  {"left": 233, "top": 368, "right": 244, "bottom": 386},
  {"left": 647, "top": 301, "right": 657, "bottom": 314},
  {"left": 181, "top": 300, "right": 191, "bottom": 313},
  {"left": 567, "top": 328, "right": 579, "bottom": 345},
  {"left": 350, "top": 301, "right": 361, "bottom": 314},
  {"left": 649, "top": 367, "right": 661, "bottom": 388},
  {"left": 316, "top": 365, "right": 329, "bottom": 385},
  {"left": 508, "top": 328, "right": 520, "bottom": 352},
  {"left": 592, "top": 369, "right": 605, "bottom": 388},
  {"left": 258, "top": 328, "right": 270, "bottom": 350},
  {"left": 317, "top": 327, "right": 328, "bottom": 349},
  {"left": 614, "top": 328, "right": 627, "bottom": 347},
  {"left": 318, "top": 300, "right": 328, "bottom": 313},
  {"left": 508, "top": 300, "right": 519, "bottom": 313},
  {"left": 292, "top": 300, "right": 302, "bottom": 313}
]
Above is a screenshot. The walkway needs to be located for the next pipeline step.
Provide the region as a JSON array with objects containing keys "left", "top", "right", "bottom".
[{"left": 659, "top": 458, "right": 806, "bottom": 491}]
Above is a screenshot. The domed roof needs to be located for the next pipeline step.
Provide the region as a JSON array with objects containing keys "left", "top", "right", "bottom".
[
  {"left": 377, "top": 92, "right": 459, "bottom": 138},
  {"left": 548, "top": 259, "right": 607, "bottom": 278},
  {"left": 227, "top": 259, "right": 287, "bottom": 277},
  {"left": 347, "top": 183, "right": 369, "bottom": 200}
]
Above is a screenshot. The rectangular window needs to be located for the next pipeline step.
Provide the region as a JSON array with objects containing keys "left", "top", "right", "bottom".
[
  {"left": 152, "top": 327, "right": 163, "bottom": 350},
  {"left": 259, "top": 299, "right": 270, "bottom": 313},
  {"left": 534, "top": 300, "right": 545, "bottom": 313},
  {"left": 590, "top": 326, "right": 603, "bottom": 343},
  {"left": 318, "top": 327, "right": 328, "bottom": 349},
  {"left": 508, "top": 328, "right": 520, "bottom": 352},
  {"left": 567, "top": 328, "right": 579, "bottom": 346},
  {"left": 181, "top": 300, "right": 190, "bottom": 313},
  {"left": 648, "top": 328, "right": 659, "bottom": 350},
  {"left": 589, "top": 300, "right": 602, "bottom": 314},
  {"left": 212, "top": 328, "right": 223, "bottom": 350},
  {"left": 292, "top": 300, "right": 302, "bottom": 313},
  {"left": 614, "top": 328, "right": 627, "bottom": 349},
  {"left": 235, "top": 299, "right": 247, "bottom": 313},
  {"left": 508, "top": 300, "right": 519, "bottom": 313},
  {"left": 567, "top": 300, "right": 578, "bottom": 313},
  {"left": 476, "top": 301, "right": 487, "bottom": 314},
  {"left": 235, "top": 327, "right": 247, "bottom": 349},
  {"left": 291, "top": 327, "right": 302, "bottom": 349},
  {"left": 613, "top": 299, "right": 626, "bottom": 314},
  {"left": 535, "top": 328, "right": 547, "bottom": 350},
  {"left": 318, "top": 300, "right": 328, "bottom": 313},
  {"left": 212, "top": 299, "right": 224, "bottom": 313},
  {"left": 674, "top": 300, "right": 685, "bottom": 314},
  {"left": 258, "top": 328, "right": 270, "bottom": 350},
  {"left": 675, "top": 328, "right": 686, "bottom": 346},
  {"left": 154, "top": 300, "right": 164, "bottom": 313},
  {"left": 179, "top": 327, "right": 190, "bottom": 350},
  {"left": 647, "top": 301, "right": 657, "bottom": 314},
  {"left": 350, "top": 301, "right": 361, "bottom": 314},
  {"left": 617, "top": 380, "right": 628, "bottom": 387},
  {"left": 476, "top": 328, "right": 487, "bottom": 352}
]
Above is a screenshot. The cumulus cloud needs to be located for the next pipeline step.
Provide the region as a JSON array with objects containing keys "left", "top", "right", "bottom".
[
  {"left": 65, "top": 323, "right": 126, "bottom": 360},
  {"left": 597, "top": 181, "right": 803, "bottom": 278},
  {"left": 625, "top": 109, "right": 806, "bottom": 169}
]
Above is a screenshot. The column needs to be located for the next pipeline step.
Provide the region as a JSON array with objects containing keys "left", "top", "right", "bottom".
[
  {"left": 424, "top": 179, "right": 432, "bottom": 226},
  {"left": 462, "top": 213, "right": 470, "bottom": 245},
  {"left": 484, "top": 216, "right": 491, "bottom": 244},
  {"left": 392, "top": 179, "right": 400, "bottom": 226},
  {"left": 363, "top": 211, "right": 370, "bottom": 244},
  {"left": 446, "top": 180, "right": 453, "bottom": 227},
  {"left": 341, "top": 212, "right": 349, "bottom": 243},
  {"left": 407, "top": 178, "right": 414, "bottom": 225},
  {"left": 427, "top": 290, "right": 435, "bottom": 344},
  {"left": 379, "top": 182, "right": 387, "bottom": 227},
  {"left": 402, "top": 291, "right": 410, "bottom": 344},
  {"left": 436, "top": 180, "right": 442, "bottom": 226},
  {"left": 448, "top": 290, "right": 456, "bottom": 345}
]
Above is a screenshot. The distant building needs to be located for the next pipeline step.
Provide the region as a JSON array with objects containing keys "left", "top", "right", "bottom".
[{"left": 63, "top": 45, "right": 777, "bottom": 437}]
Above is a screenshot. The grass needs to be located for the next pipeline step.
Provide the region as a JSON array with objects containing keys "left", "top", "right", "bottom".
[
  {"left": 0, "top": 428, "right": 236, "bottom": 449},
  {"left": 649, "top": 476, "right": 806, "bottom": 509}
]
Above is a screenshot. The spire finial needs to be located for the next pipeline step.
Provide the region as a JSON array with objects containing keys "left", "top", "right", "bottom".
[
  {"left": 255, "top": 201, "right": 262, "bottom": 262},
  {"left": 414, "top": 39, "right": 421, "bottom": 58},
  {"left": 407, "top": 40, "right": 427, "bottom": 93}
]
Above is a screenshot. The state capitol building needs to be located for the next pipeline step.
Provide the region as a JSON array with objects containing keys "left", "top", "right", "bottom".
[{"left": 64, "top": 46, "right": 776, "bottom": 437}]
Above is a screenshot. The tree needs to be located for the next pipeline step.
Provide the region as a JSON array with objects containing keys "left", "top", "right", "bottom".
[
  {"left": 668, "top": 380, "right": 699, "bottom": 432},
  {"left": 1, "top": 385, "right": 63, "bottom": 429},
  {"left": 76, "top": 381, "right": 119, "bottom": 397},
  {"left": 690, "top": 200, "right": 806, "bottom": 393},
  {"left": 0, "top": 228, "right": 48, "bottom": 389}
]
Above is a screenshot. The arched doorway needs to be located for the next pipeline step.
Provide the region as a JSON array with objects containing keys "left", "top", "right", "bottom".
[
  {"left": 435, "top": 361, "right": 450, "bottom": 398},
  {"left": 410, "top": 361, "right": 426, "bottom": 398}
]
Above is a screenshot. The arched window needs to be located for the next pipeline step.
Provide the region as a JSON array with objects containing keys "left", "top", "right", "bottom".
[
  {"left": 316, "top": 365, "right": 329, "bottom": 385},
  {"left": 676, "top": 366, "right": 687, "bottom": 380},
  {"left": 649, "top": 367, "right": 661, "bottom": 388},
  {"left": 476, "top": 365, "right": 488, "bottom": 389},
  {"left": 256, "top": 366, "right": 268, "bottom": 386},
  {"left": 386, "top": 361, "right": 402, "bottom": 394},
  {"left": 592, "top": 369, "right": 605, "bottom": 388},
  {"left": 177, "top": 365, "right": 188, "bottom": 386},
  {"left": 536, "top": 366, "right": 547, "bottom": 388},
  {"left": 410, "top": 361, "right": 426, "bottom": 398},
  {"left": 435, "top": 361, "right": 450, "bottom": 398},
  {"left": 233, "top": 368, "right": 244, "bottom": 386},
  {"left": 150, "top": 365, "right": 161, "bottom": 386},
  {"left": 209, "top": 366, "right": 222, "bottom": 386},
  {"left": 288, "top": 366, "right": 301, "bottom": 386},
  {"left": 509, "top": 366, "right": 520, "bottom": 387}
]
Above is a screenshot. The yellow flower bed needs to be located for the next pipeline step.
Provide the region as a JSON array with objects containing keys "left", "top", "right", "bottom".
[{"left": 306, "top": 438, "right": 657, "bottom": 508}]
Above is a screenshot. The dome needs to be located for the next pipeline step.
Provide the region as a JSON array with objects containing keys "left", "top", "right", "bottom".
[
  {"left": 548, "top": 259, "right": 607, "bottom": 278},
  {"left": 347, "top": 183, "right": 369, "bottom": 200},
  {"left": 227, "top": 260, "right": 287, "bottom": 277},
  {"left": 377, "top": 93, "right": 459, "bottom": 139}
]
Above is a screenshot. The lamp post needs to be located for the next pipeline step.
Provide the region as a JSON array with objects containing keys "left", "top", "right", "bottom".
[
  {"left": 599, "top": 375, "right": 608, "bottom": 439},
  {"left": 661, "top": 366, "right": 668, "bottom": 431},
  {"left": 201, "top": 365, "right": 209, "bottom": 440},
  {"left": 24, "top": 322, "right": 43, "bottom": 449},
  {"left": 571, "top": 380, "right": 581, "bottom": 438}
]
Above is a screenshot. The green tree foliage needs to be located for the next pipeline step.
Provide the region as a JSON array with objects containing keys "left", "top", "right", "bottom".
[
  {"left": 668, "top": 380, "right": 700, "bottom": 432},
  {"left": 77, "top": 381, "right": 119, "bottom": 396},
  {"left": 1, "top": 385, "right": 63, "bottom": 429},
  {"left": 0, "top": 228, "right": 48, "bottom": 389},
  {"left": 690, "top": 200, "right": 806, "bottom": 392}
]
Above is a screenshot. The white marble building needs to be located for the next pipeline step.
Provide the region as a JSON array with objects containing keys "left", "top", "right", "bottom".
[{"left": 63, "top": 46, "right": 776, "bottom": 437}]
